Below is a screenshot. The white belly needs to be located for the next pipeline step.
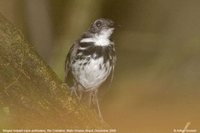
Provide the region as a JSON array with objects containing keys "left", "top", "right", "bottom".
[{"left": 72, "top": 57, "right": 111, "bottom": 90}]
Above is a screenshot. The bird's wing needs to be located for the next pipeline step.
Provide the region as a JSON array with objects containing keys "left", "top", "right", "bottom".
[
  {"left": 64, "top": 42, "right": 79, "bottom": 87},
  {"left": 98, "top": 43, "right": 116, "bottom": 97},
  {"left": 110, "top": 54, "right": 117, "bottom": 83},
  {"left": 109, "top": 43, "right": 117, "bottom": 84}
]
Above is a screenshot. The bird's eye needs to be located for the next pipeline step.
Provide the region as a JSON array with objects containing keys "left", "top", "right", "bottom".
[{"left": 95, "top": 21, "right": 102, "bottom": 27}]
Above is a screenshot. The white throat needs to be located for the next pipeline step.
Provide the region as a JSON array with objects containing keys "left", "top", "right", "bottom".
[{"left": 80, "top": 28, "right": 114, "bottom": 46}]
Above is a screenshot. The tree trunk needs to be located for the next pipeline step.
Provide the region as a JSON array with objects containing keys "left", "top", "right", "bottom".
[{"left": 0, "top": 13, "right": 107, "bottom": 129}]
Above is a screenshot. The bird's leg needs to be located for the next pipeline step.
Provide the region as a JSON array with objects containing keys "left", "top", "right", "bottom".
[
  {"left": 61, "top": 82, "right": 80, "bottom": 99},
  {"left": 93, "top": 90, "right": 103, "bottom": 121},
  {"left": 70, "top": 85, "right": 85, "bottom": 102},
  {"left": 88, "top": 91, "right": 95, "bottom": 107},
  {"left": 88, "top": 92, "right": 91, "bottom": 107},
  {"left": 78, "top": 89, "right": 83, "bottom": 101},
  {"left": 70, "top": 86, "right": 79, "bottom": 97}
]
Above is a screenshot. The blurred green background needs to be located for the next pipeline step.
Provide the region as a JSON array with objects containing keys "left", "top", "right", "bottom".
[{"left": 0, "top": 0, "right": 200, "bottom": 132}]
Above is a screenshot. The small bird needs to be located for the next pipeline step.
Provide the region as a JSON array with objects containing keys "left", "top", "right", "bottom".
[{"left": 65, "top": 18, "right": 116, "bottom": 119}]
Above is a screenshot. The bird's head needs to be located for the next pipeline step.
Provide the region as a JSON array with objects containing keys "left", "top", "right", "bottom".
[{"left": 88, "top": 18, "right": 114, "bottom": 39}]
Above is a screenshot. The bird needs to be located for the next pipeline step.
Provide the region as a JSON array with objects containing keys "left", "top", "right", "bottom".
[{"left": 65, "top": 18, "right": 116, "bottom": 120}]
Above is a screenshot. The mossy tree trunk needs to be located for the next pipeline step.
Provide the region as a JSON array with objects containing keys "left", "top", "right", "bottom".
[{"left": 0, "top": 13, "right": 106, "bottom": 129}]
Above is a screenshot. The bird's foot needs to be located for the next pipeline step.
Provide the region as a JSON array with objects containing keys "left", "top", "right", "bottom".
[{"left": 70, "top": 87, "right": 83, "bottom": 101}]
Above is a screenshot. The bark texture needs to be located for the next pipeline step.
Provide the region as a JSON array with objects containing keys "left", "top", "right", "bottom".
[{"left": 0, "top": 13, "right": 107, "bottom": 129}]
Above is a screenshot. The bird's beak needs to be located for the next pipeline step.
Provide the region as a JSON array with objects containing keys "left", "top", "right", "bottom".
[
  {"left": 109, "top": 20, "right": 114, "bottom": 28},
  {"left": 117, "top": 24, "right": 121, "bottom": 27}
]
